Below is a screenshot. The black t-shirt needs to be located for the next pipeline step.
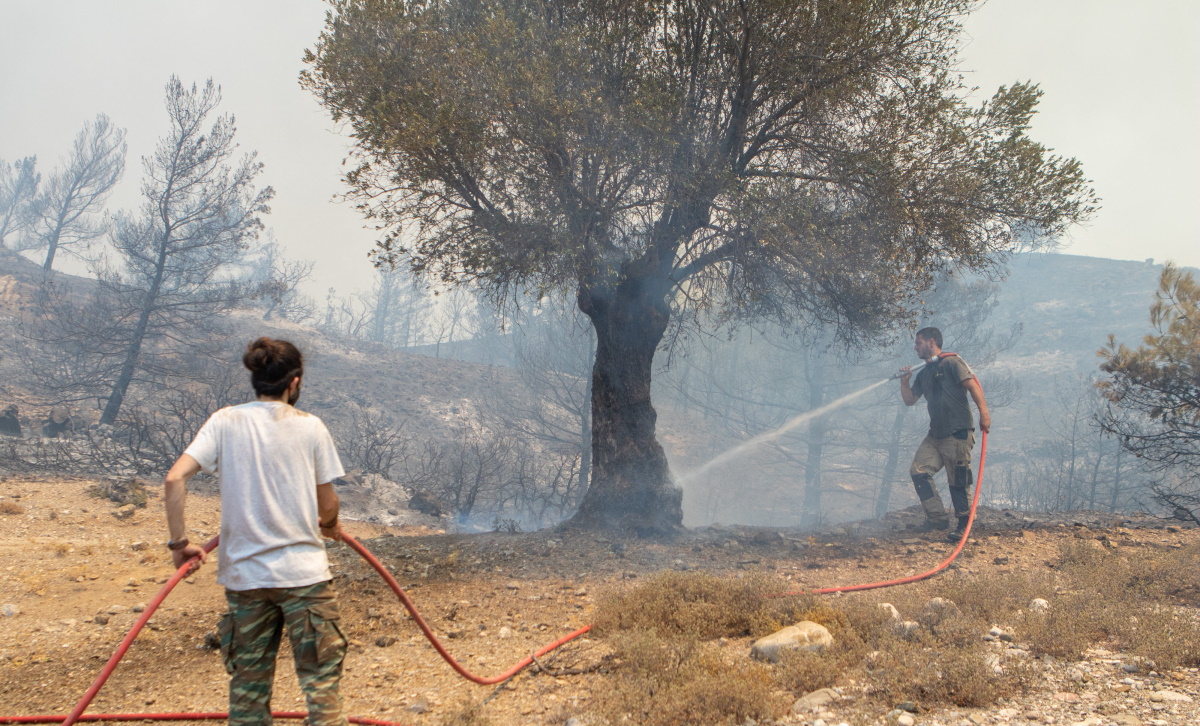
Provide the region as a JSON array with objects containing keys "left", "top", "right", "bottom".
[{"left": 911, "top": 354, "right": 976, "bottom": 439}]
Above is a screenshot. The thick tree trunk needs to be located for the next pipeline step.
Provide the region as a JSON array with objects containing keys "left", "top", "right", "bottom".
[{"left": 568, "top": 275, "right": 682, "bottom": 535}]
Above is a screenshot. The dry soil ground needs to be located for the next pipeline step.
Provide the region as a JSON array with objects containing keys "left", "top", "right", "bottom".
[{"left": 0, "top": 478, "right": 1198, "bottom": 726}]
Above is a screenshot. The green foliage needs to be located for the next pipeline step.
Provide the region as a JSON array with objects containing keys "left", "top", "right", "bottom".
[
  {"left": 304, "top": 0, "right": 1096, "bottom": 335},
  {"left": 1099, "top": 264, "right": 1200, "bottom": 474}
]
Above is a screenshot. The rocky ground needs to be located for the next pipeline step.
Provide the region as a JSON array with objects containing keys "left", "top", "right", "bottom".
[{"left": 0, "top": 477, "right": 1197, "bottom": 726}]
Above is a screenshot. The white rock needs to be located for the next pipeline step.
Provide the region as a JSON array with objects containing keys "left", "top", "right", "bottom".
[
  {"left": 1030, "top": 597, "right": 1050, "bottom": 612},
  {"left": 1, "top": 604, "right": 19, "bottom": 618},
  {"left": 751, "top": 621, "right": 833, "bottom": 663},
  {"left": 106, "top": 605, "right": 127, "bottom": 615},
  {"left": 497, "top": 626, "right": 513, "bottom": 639},
  {"left": 996, "top": 708, "right": 1019, "bottom": 719},
  {"left": 988, "top": 626, "right": 1004, "bottom": 637},
  {"left": 898, "top": 715, "right": 916, "bottom": 726},
  {"left": 878, "top": 602, "right": 901, "bottom": 620},
  {"left": 791, "top": 687, "right": 838, "bottom": 713}
]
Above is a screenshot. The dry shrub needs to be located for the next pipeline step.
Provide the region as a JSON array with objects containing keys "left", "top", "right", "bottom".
[
  {"left": 595, "top": 631, "right": 788, "bottom": 726},
  {"left": 439, "top": 698, "right": 491, "bottom": 726},
  {"left": 937, "top": 569, "right": 1055, "bottom": 622},
  {"left": 86, "top": 477, "right": 149, "bottom": 508},
  {"left": 1019, "top": 592, "right": 1108, "bottom": 660},
  {"left": 1124, "top": 605, "right": 1200, "bottom": 669},
  {"left": 0, "top": 500, "right": 24, "bottom": 515},
  {"left": 592, "top": 571, "right": 812, "bottom": 639},
  {"left": 866, "top": 638, "right": 1030, "bottom": 707},
  {"left": 1013, "top": 540, "right": 1200, "bottom": 663},
  {"left": 774, "top": 648, "right": 843, "bottom": 694}
]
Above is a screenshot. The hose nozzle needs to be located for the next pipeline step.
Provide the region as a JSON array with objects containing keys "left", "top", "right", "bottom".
[{"left": 891, "top": 360, "right": 927, "bottom": 380}]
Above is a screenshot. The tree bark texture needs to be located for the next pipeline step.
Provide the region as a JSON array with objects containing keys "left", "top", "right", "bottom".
[{"left": 568, "top": 275, "right": 682, "bottom": 535}]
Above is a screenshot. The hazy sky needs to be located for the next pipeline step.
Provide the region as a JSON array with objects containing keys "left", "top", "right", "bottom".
[{"left": 1, "top": 1, "right": 1196, "bottom": 296}]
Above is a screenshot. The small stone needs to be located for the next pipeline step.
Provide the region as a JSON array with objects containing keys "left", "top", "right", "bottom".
[
  {"left": 504, "top": 581, "right": 521, "bottom": 590},
  {"left": 1030, "top": 598, "right": 1050, "bottom": 612},
  {"left": 1108, "top": 716, "right": 1142, "bottom": 726},
  {"left": 112, "top": 504, "right": 137, "bottom": 520},
  {"left": 1123, "top": 662, "right": 1142, "bottom": 673},
  {"left": 996, "top": 708, "right": 1018, "bottom": 719},
  {"left": 497, "top": 626, "right": 513, "bottom": 639},
  {"left": 896, "top": 701, "right": 919, "bottom": 713},
  {"left": 988, "top": 626, "right": 1004, "bottom": 637},
  {"left": 993, "top": 556, "right": 1009, "bottom": 565},
  {"left": 878, "top": 602, "right": 901, "bottom": 620},
  {"left": 366, "top": 608, "right": 384, "bottom": 618},
  {"left": 564, "top": 719, "right": 582, "bottom": 726},
  {"left": 1, "top": 604, "right": 18, "bottom": 618},
  {"left": 1053, "top": 692, "right": 1080, "bottom": 703},
  {"left": 1149, "top": 690, "right": 1193, "bottom": 703},
  {"left": 130, "top": 541, "right": 148, "bottom": 551},
  {"left": 751, "top": 621, "right": 833, "bottom": 663},
  {"left": 374, "top": 635, "right": 397, "bottom": 647},
  {"left": 94, "top": 615, "right": 109, "bottom": 625},
  {"left": 106, "top": 605, "right": 127, "bottom": 615},
  {"left": 406, "top": 697, "right": 430, "bottom": 714},
  {"left": 791, "top": 687, "right": 838, "bottom": 713}
]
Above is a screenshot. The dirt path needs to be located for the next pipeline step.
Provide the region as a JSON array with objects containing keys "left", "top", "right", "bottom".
[{"left": 1, "top": 478, "right": 1198, "bottom": 726}]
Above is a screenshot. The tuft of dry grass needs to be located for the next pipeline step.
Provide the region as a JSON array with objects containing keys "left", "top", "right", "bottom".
[
  {"left": 438, "top": 699, "right": 491, "bottom": 726},
  {"left": 0, "top": 500, "right": 24, "bottom": 515},
  {"left": 597, "top": 630, "right": 789, "bottom": 726},
  {"left": 592, "top": 571, "right": 813, "bottom": 639}
]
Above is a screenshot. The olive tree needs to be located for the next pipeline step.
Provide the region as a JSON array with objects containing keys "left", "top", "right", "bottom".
[{"left": 304, "top": 0, "right": 1096, "bottom": 533}]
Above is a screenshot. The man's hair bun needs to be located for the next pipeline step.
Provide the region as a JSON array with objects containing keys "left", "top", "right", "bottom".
[{"left": 243, "top": 337, "right": 303, "bottom": 397}]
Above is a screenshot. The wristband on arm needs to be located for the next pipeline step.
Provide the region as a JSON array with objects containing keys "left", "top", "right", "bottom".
[
  {"left": 319, "top": 517, "right": 338, "bottom": 529},
  {"left": 167, "top": 537, "right": 190, "bottom": 551}
]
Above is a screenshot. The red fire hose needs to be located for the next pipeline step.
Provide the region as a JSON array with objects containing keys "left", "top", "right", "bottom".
[{"left": 0, "top": 429, "right": 987, "bottom": 725}]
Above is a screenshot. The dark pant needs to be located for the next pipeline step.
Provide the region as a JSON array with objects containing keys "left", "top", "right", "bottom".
[{"left": 218, "top": 580, "right": 348, "bottom": 726}]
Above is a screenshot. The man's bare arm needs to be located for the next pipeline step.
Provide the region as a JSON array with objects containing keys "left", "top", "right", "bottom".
[
  {"left": 963, "top": 377, "right": 991, "bottom": 434},
  {"left": 164, "top": 454, "right": 206, "bottom": 572},
  {"left": 899, "top": 367, "right": 919, "bottom": 406},
  {"left": 317, "top": 482, "right": 342, "bottom": 541}
]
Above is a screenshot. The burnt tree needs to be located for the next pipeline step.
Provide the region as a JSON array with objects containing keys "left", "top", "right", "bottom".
[{"left": 304, "top": 0, "right": 1096, "bottom": 533}]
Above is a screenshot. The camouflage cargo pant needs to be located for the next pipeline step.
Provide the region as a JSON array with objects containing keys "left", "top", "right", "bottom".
[
  {"left": 218, "top": 580, "right": 348, "bottom": 726},
  {"left": 909, "top": 430, "right": 975, "bottom": 522}
]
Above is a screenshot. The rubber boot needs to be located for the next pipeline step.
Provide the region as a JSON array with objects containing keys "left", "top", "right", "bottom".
[
  {"left": 950, "top": 465, "right": 973, "bottom": 516},
  {"left": 947, "top": 514, "right": 971, "bottom": 543},
  {"left": 912, "top": 473, "right": 949, "bottom": 529}
]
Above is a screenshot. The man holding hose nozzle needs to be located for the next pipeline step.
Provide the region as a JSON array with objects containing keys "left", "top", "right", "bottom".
[
  {"left": 899, "top": 327, "right": 990, "bottom": 543},
  {"left": 163, "top": 337, "right": 350, "bottom": 726}
]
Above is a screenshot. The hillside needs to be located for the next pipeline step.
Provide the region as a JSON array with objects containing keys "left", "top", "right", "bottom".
[{"left": 0, "top": 248, "right": 1188, "bottom": 531}]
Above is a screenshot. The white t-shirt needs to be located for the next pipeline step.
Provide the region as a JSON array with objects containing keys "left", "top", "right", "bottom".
[{"left": 184, "top": 401, "right": 345, "bottom": 591}]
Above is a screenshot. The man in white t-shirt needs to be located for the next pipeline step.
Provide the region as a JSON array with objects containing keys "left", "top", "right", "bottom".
[{"left": 164, "top": 337, "right": 349, "bottom": 726}]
